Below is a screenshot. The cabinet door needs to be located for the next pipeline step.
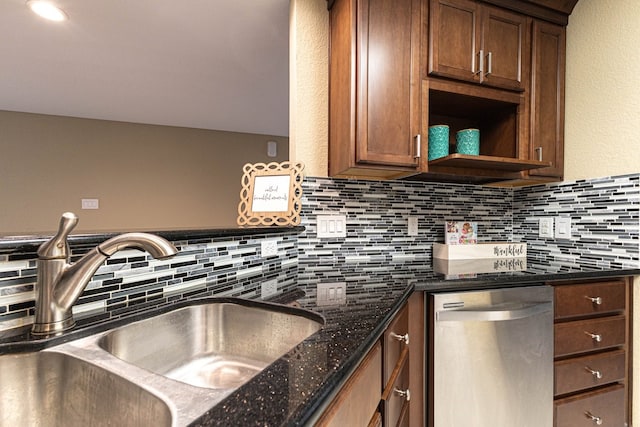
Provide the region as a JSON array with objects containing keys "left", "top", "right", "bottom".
[
  {"left": 480, "top": 6, "right": 529, "bottom": 91},
  {"left": 428, "top": 0, "right": 480, "bottom": 83},
  {"left": 316, "top": 342, "right": 382, "bottom": 426},
  {"left": 529, "top": 20, "right": 565, "bottom": 178},
  {"left": 357, "top": 0, "right": 422, "bottom": 168}
]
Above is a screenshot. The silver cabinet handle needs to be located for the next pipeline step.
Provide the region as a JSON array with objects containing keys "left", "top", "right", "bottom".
[
  {"left": 585, "top": 366, "right": 603, "bottom": 379},
  {"left": 485, "top": 51, "right": 492, "bottom": 77},
  {"left": 585, "top": 296, "right": 603, "bottom": 305},
  {"left": 390, "top": 332, "right": 410, "bottom": 345},
  {"left": 535, "top": 146, "right": 543, "bottom": 161},
  {"left": 394, "top": 388, "right": 411, "bottom": 402},
  {"left": 585, "top": 331, "right": 602, "bottom": 342},
  {"left": 475, "top": 49, "right": 484, "bottom": 76},
  {"left": 585, "top": 411, "right": 603, "bottom": 425},
  {"left": 414, "top": 134, "right": 421, "bottom": 159}
]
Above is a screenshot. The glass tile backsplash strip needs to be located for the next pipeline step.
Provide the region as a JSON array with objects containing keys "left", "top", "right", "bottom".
[
  {"left": 0, "top": 173, "right": 637, "bottom": 331},
  {"left": 513, "top": 173, "right": 640, "bottom": 269},
  {"left": 297, "top": 177, "right": 514, "bottom": 295},
  {"left": 0, "top": 233, "right": 299, "bottom": 331}
]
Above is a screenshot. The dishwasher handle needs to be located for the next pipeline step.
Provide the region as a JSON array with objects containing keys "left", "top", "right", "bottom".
[{"left": 437, "top": 301, "right": 552, "bottom": 322}]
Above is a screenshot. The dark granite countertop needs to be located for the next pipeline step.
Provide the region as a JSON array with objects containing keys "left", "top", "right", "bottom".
[
  {"left": 1, "top": 255, "right": 638, "bottom": 426},
  {"left": 412, "top": 257, "right": 640, "bottom": 292},
  {"left": 0, "top": 226, "right": 305, "bottom": 254},
  {"left": 0, "top": 281, "right": 414, "bottom": 427}
]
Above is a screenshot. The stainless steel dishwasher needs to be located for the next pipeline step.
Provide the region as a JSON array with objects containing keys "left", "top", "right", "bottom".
[{"left": 429, "top": 285, "right": 553, "bottom": 427}]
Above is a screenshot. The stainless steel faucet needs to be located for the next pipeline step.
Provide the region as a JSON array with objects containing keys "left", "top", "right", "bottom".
[{"left": 32, "top": 212, "right": 178, "bottom": 335}]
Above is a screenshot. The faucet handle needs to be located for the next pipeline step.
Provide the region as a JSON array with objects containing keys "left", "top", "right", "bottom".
[{"left": 37, "top": 212, "right": 79, "bottom": 259}]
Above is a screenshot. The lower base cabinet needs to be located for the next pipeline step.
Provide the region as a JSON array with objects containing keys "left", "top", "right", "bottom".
[
  {"left": 317, "top": 293, "right": 424, "bottom": 426},
  {"left": 315, "top": 342, "right": 383, "bottom": 426},
  {"left": 552, "top": 277, "right": 632, "bottom": 427}
]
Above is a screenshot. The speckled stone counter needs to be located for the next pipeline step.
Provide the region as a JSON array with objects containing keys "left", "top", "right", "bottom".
[
  {"left": 0, "top": 280, "right": 414, "bottom": 427},
  {"left": 189, "top": 282, "right": 414, "bottom": 426},
  {"left": 1, "top": 258, "right": 638, "bottom": 426}
]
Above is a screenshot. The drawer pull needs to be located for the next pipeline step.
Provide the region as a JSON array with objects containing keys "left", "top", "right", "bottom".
[
  {"left": 390, "top": 332, "right": 410, "bottom": 345},
  {"left": 584, "top": 366, "right": 603, "bottom": 379},
  {"left": 584, "top": 331, "right": 602, "bottom": 342},
  {"left": 584, "top": 411, "right": 603, "bottom": 425},
  {"left": 394, "top": 388, "right": 411, "bottom": 402},
  {"left": 585, "top": 295, "right": 603, "bottom": 305}
]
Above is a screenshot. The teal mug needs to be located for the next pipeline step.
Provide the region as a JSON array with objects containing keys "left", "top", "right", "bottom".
[
  {"left": 428, "top": 125, "right": 449, "bottom": 160},
  {"left": 456, "top": 128, "right": 480, "bottom": 155}
]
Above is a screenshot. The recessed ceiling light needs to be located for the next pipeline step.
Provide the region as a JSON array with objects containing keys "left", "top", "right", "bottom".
[{"left": 26, "top": 1, "right": 68, "bottom": 22}]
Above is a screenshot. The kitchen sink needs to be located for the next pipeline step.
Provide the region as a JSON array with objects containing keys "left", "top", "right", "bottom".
[
  {"left": 0, "top": 351, "right": 172, "bottom": 427},
  {"left": 97, "top": 300, "right": 324, "bottom": 389}
]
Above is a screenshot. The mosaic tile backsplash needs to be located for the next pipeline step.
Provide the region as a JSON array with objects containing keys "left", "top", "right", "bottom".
[
  {"left": 296, "top": 177, "right": 514, "bottom": 296},
  {"left": 0, "top": 173, "right": 638, "bottom": 331},
  {"left": 0, "top": 232, "right": 299, "bottom": 331},
  {"left": 513, "top": 174, "right": 639, "bottom": 269}
]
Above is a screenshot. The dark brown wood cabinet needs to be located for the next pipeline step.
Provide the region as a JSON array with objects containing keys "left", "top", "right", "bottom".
[
  {"left": 318, "top": 293, "right": 424, "bottom": 426},
  {"left": 329, "top": 0, "right": 424, "bottom": 179},
  {"left": 429, "top": 0, "right": 529, "bottom": 91},
  {"left": 328, "top": 0, "right": 575, "bottom": 184},
  {"left": 528, "top": 20, "right": 566, "bottom": 180},
  {"left": 552, "top": 278, "right": 632, "bottom": 427}
]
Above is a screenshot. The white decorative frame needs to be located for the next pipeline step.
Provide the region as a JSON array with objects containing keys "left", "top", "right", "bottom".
[{"left": 237, "top": 161, "right": 304, "bottom": 226}]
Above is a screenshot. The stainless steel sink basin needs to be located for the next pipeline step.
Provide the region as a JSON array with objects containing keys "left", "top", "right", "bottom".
[
  {"left": 97, "top": 301, "right": 323, "bottom": 389},
  {"left": 0, "top": 351, "right": 172, "bottom": 427}
]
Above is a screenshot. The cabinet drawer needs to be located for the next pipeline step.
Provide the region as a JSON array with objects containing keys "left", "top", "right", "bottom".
[
  {"left": 555, "top": 349, "right": 626, "bottom": 396},
  {"left": 555, "top": 384, "right": 625, "bottom": 427},
  {"left": 555, "top": 281, "right": 626, "bottom": 320},
  {"left": 382, "top": 353, "right": 410, "bottom": 427},
  {"left": 554, "top": 315, "right": 625, "bottom": 357},
  {"left": 384, "top": 303, "right": 409, "bottom": 385}
]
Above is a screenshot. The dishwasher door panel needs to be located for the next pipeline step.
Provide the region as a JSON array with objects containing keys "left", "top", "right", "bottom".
[{"left": 431, "top": 286, "right": 553, "bottom": 427}]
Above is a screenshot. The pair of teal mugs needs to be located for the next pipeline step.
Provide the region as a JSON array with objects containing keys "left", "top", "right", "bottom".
[{"left": 428, "top": 125, "right": 479, "bottom": 161}]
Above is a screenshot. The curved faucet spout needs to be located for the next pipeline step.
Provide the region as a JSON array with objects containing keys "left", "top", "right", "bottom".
[
  {"left": 97, "top": 232, "right": 178, "bottom": 259},
  {"left": 32, "top": 214, "right": 178, "bottom": 336}
]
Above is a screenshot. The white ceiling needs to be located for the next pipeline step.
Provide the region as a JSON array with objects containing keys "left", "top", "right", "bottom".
[{"left": 0, "top": 0, "right": 290, "bottom": 136}]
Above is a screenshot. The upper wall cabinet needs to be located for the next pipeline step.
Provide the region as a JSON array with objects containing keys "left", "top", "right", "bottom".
[
  {"left": 428, "top": 0, "right": 529, "bottom": 91},
  {"left": 528, "top": 20, "right": 566, "bottom": 179},
  {"left": 327, "top": 0, "right": 577, "bottom": 184},
  {"left": 329, "top": 0, "right": 424, "bottom": 179}
]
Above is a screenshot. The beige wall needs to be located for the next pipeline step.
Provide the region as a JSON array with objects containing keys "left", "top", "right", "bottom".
[
  {"left": 289, "top": 0, "right": 329, "bottom": 177},
  {"left": 0, "top": 111, "right": 288, "bottom": 234},
  {"left": 564, "top": 0, "right": 640, "bottom": 180}
]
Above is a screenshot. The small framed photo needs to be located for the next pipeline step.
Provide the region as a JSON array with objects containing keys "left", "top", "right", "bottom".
[{"left": 237, "top": 161, "right": 304, "bottom": 226}]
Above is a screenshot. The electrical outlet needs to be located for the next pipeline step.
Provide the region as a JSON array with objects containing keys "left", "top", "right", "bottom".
[
  {"left": 555, "top": 216, "right": 572, "bottom": 239},
  {"left": 261, "top": 239, "right": 278, "bottom": 257},
  {"left": 539, "top": 217, "right": 554, "bottom": 238},
  {"left": 261, "top": 279, "right": 278, "bottom": 299},
  {"left": 316, "top": 282, "right": 347, "bottom": 306},
  {"left": 317, "top": 215, "right": 347, "bottom": 238},
  {"left": 408, "top": 216, "right": 419, "bottom": 236}
]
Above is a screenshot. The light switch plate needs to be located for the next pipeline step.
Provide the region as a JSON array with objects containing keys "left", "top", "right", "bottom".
[
  {"left": 317, "top": 215, "right": 347, "bottom": 238},
  {"left": 555, "top": 216, "right": 572, "bottom": 239},
  {"left": 81, "top": 198, "right": 99, "bottom": 209},
  {"left": 316, "top": 282, "right": 347, "bottom": 306},
  {"left": 539, "top": 217, "right": 554, "bottom": 238}
]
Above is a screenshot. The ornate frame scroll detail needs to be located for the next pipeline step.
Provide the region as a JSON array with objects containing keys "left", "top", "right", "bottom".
[{"left": 237, "top": 161, "right": 304, "bottom": 226}]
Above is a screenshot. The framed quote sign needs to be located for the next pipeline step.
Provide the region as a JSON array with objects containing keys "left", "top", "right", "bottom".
[{"left": 237, "top": 161, "right": 304, "bottom": 226}]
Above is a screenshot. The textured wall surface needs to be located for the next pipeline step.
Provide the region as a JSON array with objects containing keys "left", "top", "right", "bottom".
[
  {"left": 565, "top": 0, "right": 640, "bottom": 180},
  {"left": 289, "top": 0, "right": 329, "bottom": 177}
]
